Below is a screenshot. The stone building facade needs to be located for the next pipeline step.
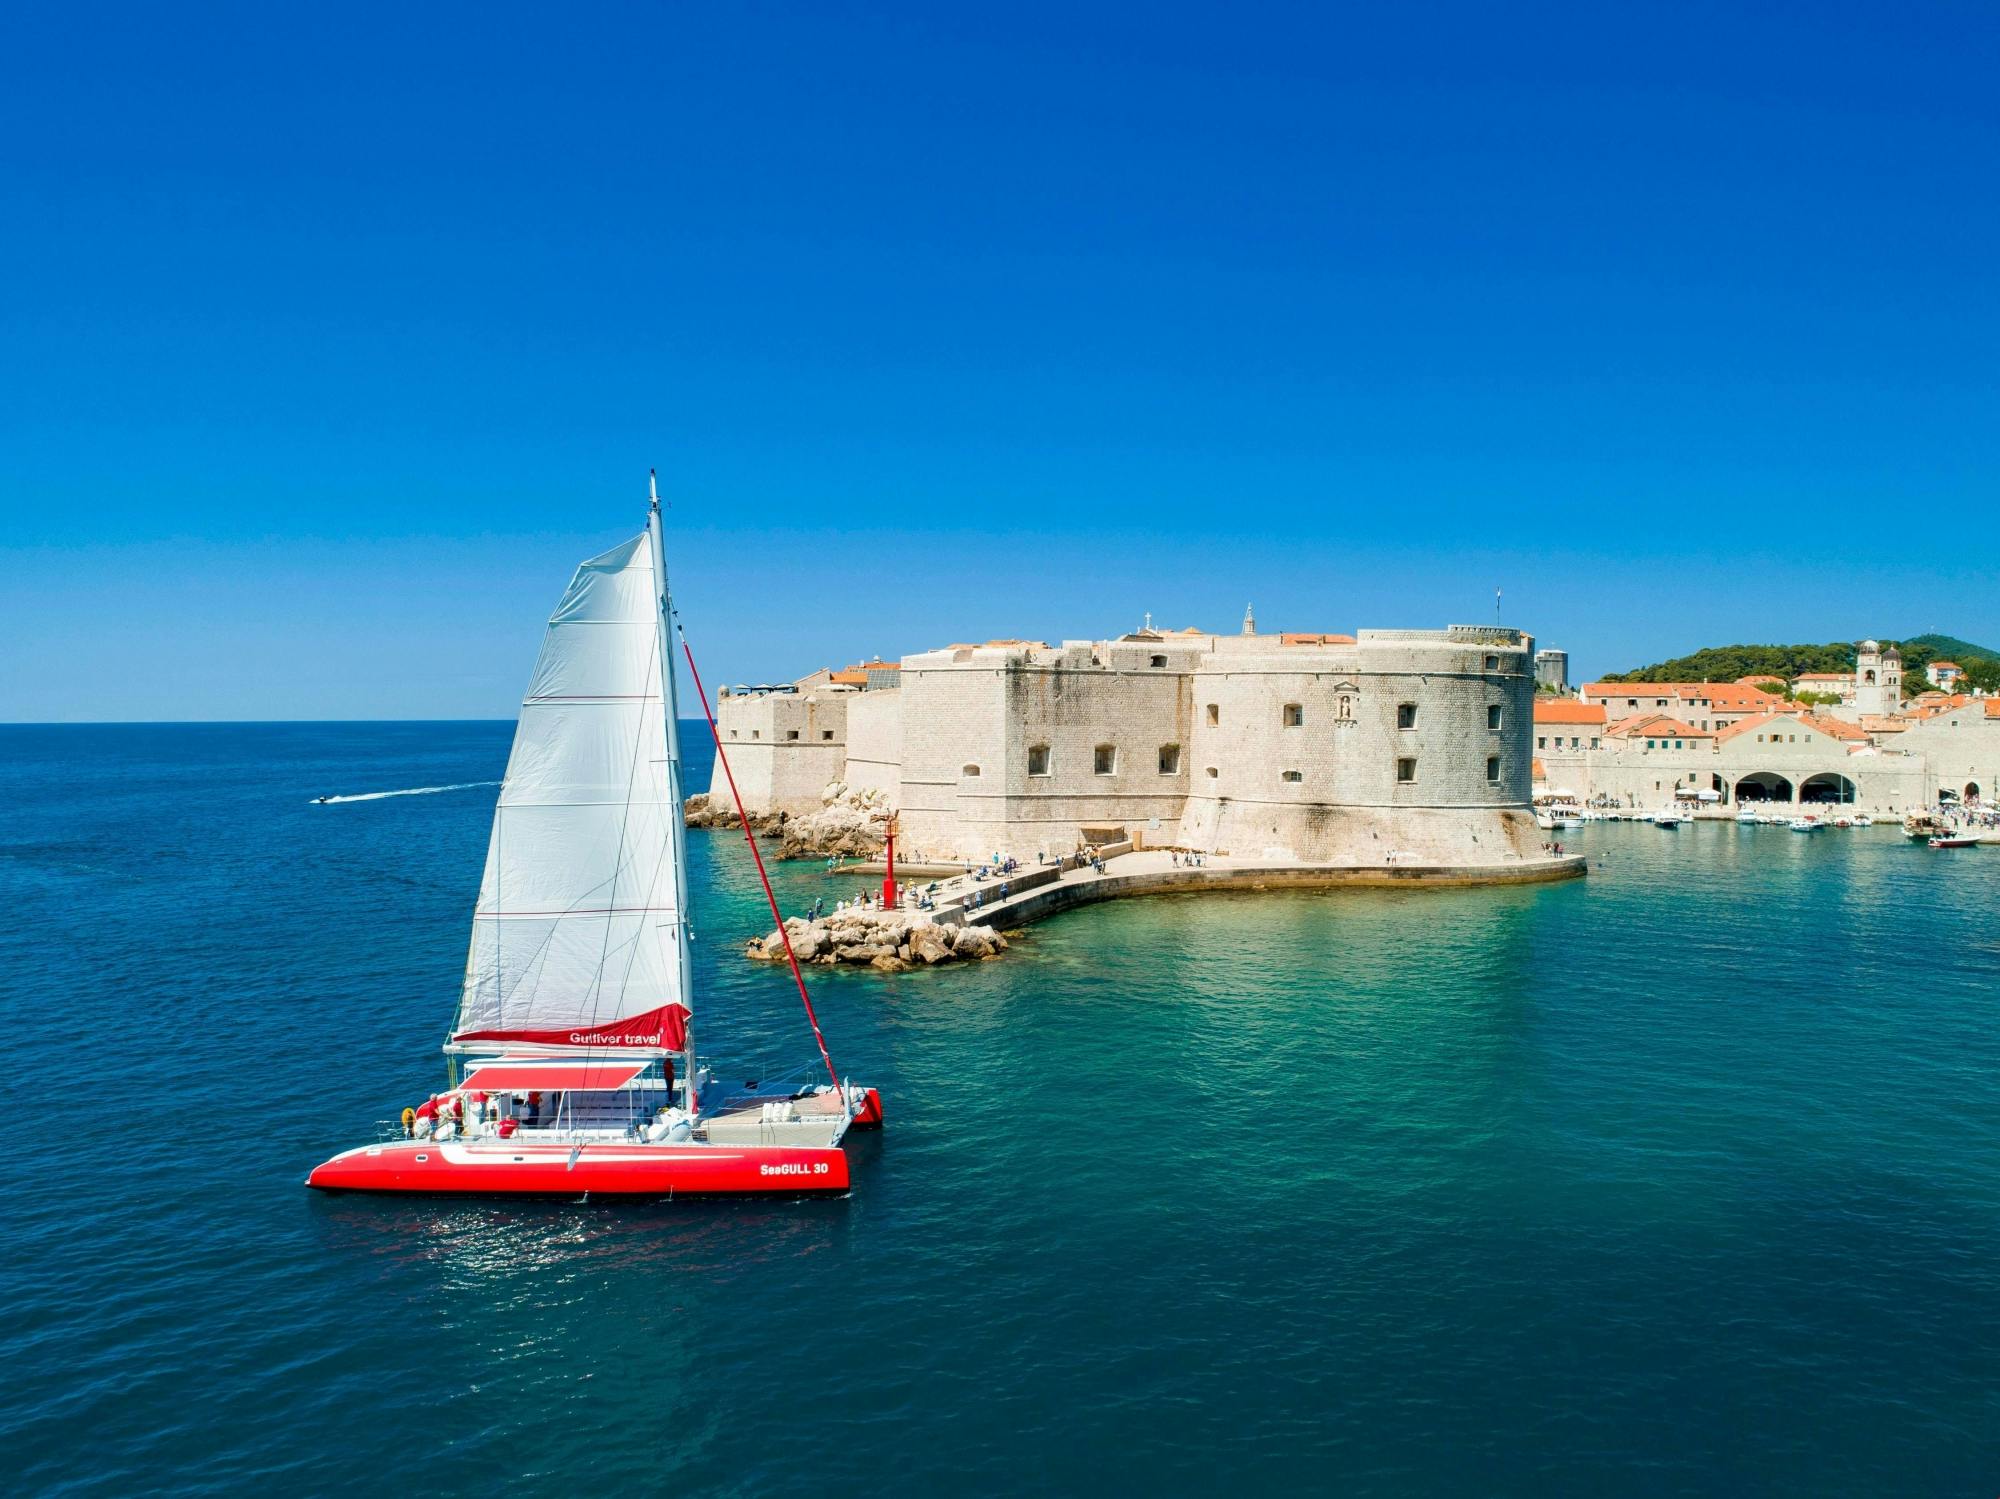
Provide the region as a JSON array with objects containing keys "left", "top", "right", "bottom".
[{"left": 709, "top": 624, "right": 1546, "bottom": 864}]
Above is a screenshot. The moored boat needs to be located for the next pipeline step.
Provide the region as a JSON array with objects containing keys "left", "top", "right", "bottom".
[
  {"left": 1788, "top": 817, "right": 1819, "bottom": 832},
  {"left": 1928, "top": 833, "right": 1982, "bottom": 849},
  {"left": 1652, "top": 812, "right": 1680, "bottom": 828},
  {"left": 309, "top": 475, "right": 881, "bottom": 1199}
]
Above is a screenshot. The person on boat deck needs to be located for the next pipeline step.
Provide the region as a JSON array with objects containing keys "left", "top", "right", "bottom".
[{"left": 411, "top": 1095, "right": 440, "bottom": 1139}]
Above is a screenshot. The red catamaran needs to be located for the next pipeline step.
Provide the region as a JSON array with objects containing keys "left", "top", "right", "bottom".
[{"left": 309, "top": 475, "right": 880, "bottom": 1198}]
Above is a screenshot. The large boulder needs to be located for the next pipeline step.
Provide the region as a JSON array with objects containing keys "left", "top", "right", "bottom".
[
  {"left": 835, "top": 942, "right": 895, "bottom": 963},
  {"left": 951, "top": 924, "right": 1004, "bottom": 959},
  {"left": 908, "top": 923, "right": 957, "bottom": 965}
]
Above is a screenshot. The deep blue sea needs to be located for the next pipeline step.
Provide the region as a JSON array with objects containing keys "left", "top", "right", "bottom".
[{"left": 5, "top": 723, "right": 2000, "bottom": 1496}]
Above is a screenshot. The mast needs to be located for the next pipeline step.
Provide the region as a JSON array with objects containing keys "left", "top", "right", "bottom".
[{"left": 647, "top": 469, "right": 699, "bottom": 1116}]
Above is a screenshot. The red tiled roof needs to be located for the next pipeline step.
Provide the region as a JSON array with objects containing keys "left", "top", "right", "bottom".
[
  {"left": 1583, "top": 681, "right": 1780, "bottom": 710},
  {"left": 1533, "top": 700, "right": 1607, "bottom": 725},
  {"left": 1605, "top": 714, "right": 1712, "bottom": 740}
]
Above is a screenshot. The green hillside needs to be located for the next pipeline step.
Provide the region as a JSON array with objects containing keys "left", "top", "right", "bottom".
[
  {"left": 1904, "top": 632, "right": 2000, "bottom": 663},
  {"left": 1608, "top": 636, "right": 2000, "bottom": 695}
]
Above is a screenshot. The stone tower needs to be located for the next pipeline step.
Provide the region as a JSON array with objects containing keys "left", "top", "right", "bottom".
[
  {"left": 1242, "top": 603, "right": 1256, "bottom": 636},
  {"left": 1855, "top": 639, "right": 1890, "bottom": 715}
]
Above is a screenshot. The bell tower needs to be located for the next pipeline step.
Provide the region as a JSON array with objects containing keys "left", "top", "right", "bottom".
[{"left": 1854, "top": 640, "right": 1887, "bottom": 715}]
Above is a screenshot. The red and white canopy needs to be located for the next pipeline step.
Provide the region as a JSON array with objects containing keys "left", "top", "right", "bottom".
[{"left": 460, "top": 1058, "right": 652, "bottom": 1093}]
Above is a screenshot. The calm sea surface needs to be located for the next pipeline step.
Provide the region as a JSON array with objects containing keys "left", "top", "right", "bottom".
[{"left": 4, "top": 723, "right": 1999, "bottom": 1496}]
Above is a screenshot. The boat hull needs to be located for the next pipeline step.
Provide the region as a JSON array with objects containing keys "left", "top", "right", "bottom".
[{"left": 307, "top": 1138, "right": 851, "bottom": 1197}]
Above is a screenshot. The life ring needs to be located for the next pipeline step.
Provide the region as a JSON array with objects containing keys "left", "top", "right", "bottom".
[{"left": 400, "top": 1106, "right": 417, "bottom": 1138}]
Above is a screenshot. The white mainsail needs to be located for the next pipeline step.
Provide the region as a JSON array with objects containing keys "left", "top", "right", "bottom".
[{"left": 450, "top": 532, "right": 689, "bottom": 1053}]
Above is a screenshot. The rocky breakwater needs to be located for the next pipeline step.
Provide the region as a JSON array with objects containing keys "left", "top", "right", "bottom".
[
  {"left": 685, "top": 782, "right": 892, "bottom": 860},
  {"left": 747, "top": 911, "right": 1009, "bottom": 973}
]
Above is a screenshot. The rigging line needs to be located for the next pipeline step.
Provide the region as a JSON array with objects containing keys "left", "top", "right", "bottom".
[{"left": 676, "top": 623, "right": 842, "bottom": 1094}]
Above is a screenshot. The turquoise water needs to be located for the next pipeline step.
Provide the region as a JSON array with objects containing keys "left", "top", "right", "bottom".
[{"left": 5, "top": 723, "right": 1999, "bottom": 1495}]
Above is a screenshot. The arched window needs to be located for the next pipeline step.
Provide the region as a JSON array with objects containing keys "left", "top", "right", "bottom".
[
  {"left": 961, "top": 764, "right": 981, "bottom": 778},
  {"left": 1205, "top": 766, "right": 1218, "bottom": 778}
]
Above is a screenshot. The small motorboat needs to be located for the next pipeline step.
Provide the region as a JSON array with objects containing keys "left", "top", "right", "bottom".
[
  {"left": 1854, "top": 816, "right": 1874, "bottom": 828},
  {"left": 1735, "top": 812, "right": 1760, "bottom": 825},
  {"left": 1788, "top": 818, "right": 1820, "bottom": 832},
  {"left": 1928, "top": 833, "right": 1982, "bottom": 849},
  {"left": 1652, "top": 813, "right": 1680, "bottom": 828}
]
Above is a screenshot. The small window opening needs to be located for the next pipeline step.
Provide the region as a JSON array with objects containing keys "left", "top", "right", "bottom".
[
  {"left": 1396, "top": 757, "right": 1417, "bottom": 783},
  {"left": 1093, "top": 744, "right": 1117, "bottom": 775},
  {"left": 961, "top": 763, "right": 981, "bottom": 778},
  {"left": 1397, "top": 703, "right": 1418, "bottom": 730},
  {"left": 1027, "top": 745, "right": 1051, "bottom": 776},
  {"left": 1206, "top": 703, "right": 1219, "bottom": 726},
  {"left": 1281, "top": 769, "right": 1303, "bottom": 783},
  {"left": 1487, "top": 705, "right": 1502, "bottom": 731},
  {"left": 1486, "top": 756, "right": 1500, "bottom": 783},
  {"left": 1283, "top": 703, "right": 1304, "bottom": 727},
  {"left": 1157, "top": 744, "right": 1181, "bottom": 774},
  {"left": 1149, "top": 654, "right": 1167, "bottom": 668}
]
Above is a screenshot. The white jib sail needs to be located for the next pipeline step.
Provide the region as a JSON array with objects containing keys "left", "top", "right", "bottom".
[{"left": 450, "top": 534, "right": 689, "bottom": 1052}]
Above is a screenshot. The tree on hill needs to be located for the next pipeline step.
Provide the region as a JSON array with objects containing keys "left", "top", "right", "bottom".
[
  {"left": 1609, "top": 636, "right": 2000, "bottom": 696},
  {"left": 1605, "top": 643, "right": 1856, "bottom": 684}
]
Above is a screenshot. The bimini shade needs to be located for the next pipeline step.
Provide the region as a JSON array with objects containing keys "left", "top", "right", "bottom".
[{"left": 460, "top": 1059, "right": 651, "bottom": 1093}]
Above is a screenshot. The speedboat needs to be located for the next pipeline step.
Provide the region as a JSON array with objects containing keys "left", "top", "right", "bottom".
[
  {"left": 309, "top": 474, "right": 882, "bottom": 1199},
  {"left": 1652, "top": 813, "right": 1680, "bottom": 828},
  {"left": 1735, "top": 811, "right": 1760, "bottom": 824},
  {"left": 1929, "top": 833, "right": 1982, "bottom": 849},
  {"left": 1788, "top": 818, "right": 1819, "bottom": 832}
]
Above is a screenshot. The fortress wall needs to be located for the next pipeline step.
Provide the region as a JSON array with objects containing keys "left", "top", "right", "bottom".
[
  {"left": 894, "top": 651, "right": 1012, "bottom": 859},
  {"left": 1173, "top": 629, "right": 1535, "bottom": 860},
  {"left": 711, "top": 690, "right": 850, "bottom": 813},
  {"left": 842, "top": 688, "right": 904, "bottom": 800}
]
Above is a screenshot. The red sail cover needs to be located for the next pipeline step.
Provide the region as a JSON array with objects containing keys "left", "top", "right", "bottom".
[{"left": 453, "top": 1002, "right": 688, "bottom": 1053}]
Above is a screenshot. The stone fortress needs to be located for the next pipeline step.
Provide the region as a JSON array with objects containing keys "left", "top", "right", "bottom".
[{"left": 707, "top": 610, "right": 1559, "bottom": 874}]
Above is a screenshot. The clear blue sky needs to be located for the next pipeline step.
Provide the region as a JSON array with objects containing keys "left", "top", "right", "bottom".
[{"left": 4, "top": 2, "right": 1995, "bottom": 720}]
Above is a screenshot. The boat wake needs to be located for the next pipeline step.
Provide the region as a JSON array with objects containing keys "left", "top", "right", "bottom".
[{"left": 312, "top": 781, "right": 499, "bottom": 805}]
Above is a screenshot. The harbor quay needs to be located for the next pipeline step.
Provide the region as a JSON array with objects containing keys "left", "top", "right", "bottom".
[{"left": 1533, "top": 642, "right": 2000, "bottom": 816}]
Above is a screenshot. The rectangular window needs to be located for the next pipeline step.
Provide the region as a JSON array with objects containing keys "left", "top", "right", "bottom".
[
  {"left": 1396, "top": 757, "right": 1417, "bottom": 783},
  {"left": 1283, "top": 704, "right": 1303, "bottom": 727},
  {"left": 1590, "top": 738, "right": 1599, "bottom": 750},
  {"left": 1157, "top": 744, "right": 1181, "bottom": 775},
  {"left": 1537, "top": 736, "right": 1547, "bottom": 749},
  {"left": 1281, "top": 769, "right": 1303, "bottom": 783},
  {"left": 1094, "top": 744, "right": 1117, "bottom": 775},
  {"left": 1027, "top": 745, "right": 1051, "bottom": 776},
  {"left": 1486, "top": 756, "right": 1500, "bottom": 783},
  {"left": 1149, "top": 654, "right": 1167, "bottom": 668},
  {"left": 1488, "top": 705, "right": 1503, "bottom": 731},
  {"left": 1484, "top": 654, "right": 1499, "bottom": 671},
  {"left": 786, "top": 729, "right": 799, "bottom": 740},
  {"left": 751, "top": 730, "right": 761, "bottom": 739},
  {"left": 822, "top": 730, "right": 834, "bottom": 740},
  {"left": 1206, "top": 703, "right": 1219, "bottom": 726},
  {"left": 1397, "top": 703, "right": 1418, "bottom": 730}
]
